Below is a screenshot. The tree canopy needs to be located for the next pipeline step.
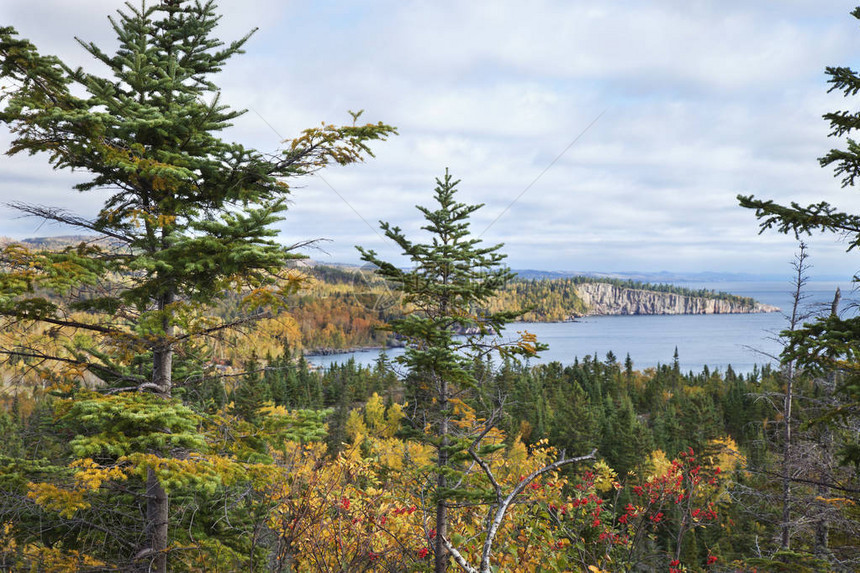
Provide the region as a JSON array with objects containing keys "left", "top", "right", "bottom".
[
  {"left": 0, "top": 1, "right": 394, "bottom": 570},
  {"left": 358, "top": 170, "right": 552, "bottom": 571}
]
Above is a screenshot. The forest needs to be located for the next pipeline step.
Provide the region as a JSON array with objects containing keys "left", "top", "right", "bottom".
[{"left": 0, "top": 1, "right": 859, "bottom": 572}]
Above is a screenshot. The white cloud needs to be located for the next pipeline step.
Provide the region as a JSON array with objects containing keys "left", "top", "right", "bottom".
[{"left": 2, "top": 0, "right": 860, "bottom": 277}]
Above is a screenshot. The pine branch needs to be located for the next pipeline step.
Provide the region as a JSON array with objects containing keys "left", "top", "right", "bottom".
[{"left": 5, "top": 202, "right": 134, "bottom": 244}]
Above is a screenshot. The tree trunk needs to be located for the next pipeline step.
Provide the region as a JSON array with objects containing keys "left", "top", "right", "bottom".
[
  {"left": 814, "top": 289, "right": 839, "bottom": 559},
  {"left": 146, "top": 468, "right": 169, "bottom": 573},
  {"left": 813, "top": 423, "right": 832, "bottom": 560},
  {"left": 780, "top": 373, "right": 792, "bottom": 549},
  {"left": 143, "top": 289, "right": 175, "bottom": 573},
  {"left": 435, "top": 375, "right": 449, "bottom": 573},
  {"left": 781, "top": 243, "right": 808, "bottom": 549},
  {"left": 151, "top": 290, "right": 175, "bottom": 398}
]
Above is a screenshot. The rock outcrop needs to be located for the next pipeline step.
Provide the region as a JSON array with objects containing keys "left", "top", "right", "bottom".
[{"left": 574, "top": 282, "right": 779, "bottom": 317}]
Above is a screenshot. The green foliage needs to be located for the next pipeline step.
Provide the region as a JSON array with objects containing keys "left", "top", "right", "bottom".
[
  {"left": 1, "top": 353, "right": 858, "bottom": 569},
  {"left": 745, "top": 550, "right": 833, "bottom": 572},
  {"left": 0, "top": 0, "right": 395, "bottom": 393},
  {"left": 357, "top": 169, "right": 538, "bottom": 375},
  {"left": 0, "top": 1, "right": 393, "bottom": 569},
  {"left": 259, "top": 405, "right": 330, "bottom": 444},
  {"left": 358, "top": 169, "right": 545, "bottom": 570},
  {"left": 60, "top": 392, "right": 205, "bottom": 458}
]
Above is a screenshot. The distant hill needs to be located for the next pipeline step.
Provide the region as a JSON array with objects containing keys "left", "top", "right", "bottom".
[
  {"left": 0, "top": 235, "right": 97, "bottom": 249},
  {"left": 0, "top": 241, "right": 804, "bottom": 282},
  {"left": 484, "top": 275, "right": 778, "bottom": 322},
  {"left": 510, "top": 268, "right": 785, "bottom": 282}
]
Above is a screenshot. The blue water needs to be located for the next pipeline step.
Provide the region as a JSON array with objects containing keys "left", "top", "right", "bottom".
[{"left": 307, "top": 280, "right": 855, "bottom": 374}]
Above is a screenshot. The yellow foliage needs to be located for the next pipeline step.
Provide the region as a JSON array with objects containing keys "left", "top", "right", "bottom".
[
  {"left": 645, "top": 449, "right": 672, "bottom": 480},
  {"left": 373, "top": 437, "right": 433, "bottom": 470},
  {"left": 70, "top": 458, "right": 128, "bottom": 490},
  {"left": 27, "top": 483, "right": 89, "bottom": 518},
  {"left": 258, "top": 402, "right": 291, "bottom": 418},
  {"left": 815, "top": 496, "right": 855, "bottom": 507},
  {"left": 255, "top": 423, "right": 573, "bottom": 572},
  {"left": 383, "top": 401, "right": 405, "bottom": 437},
  {"left": 506, "top": 435, "right": 529, "bottom": 473},
  {"left": 592, "top": 459, "right": 619, "bottom": 493},
  {"left": 346, "top": 393, "right": 407, "bottom": 443},
  {"left": 707, "top": 436, "right": 745, "bottom": 477},
  {"left": 450, "top": 398, "right": 478, "bottom": 426},
  {"left": 517, "top": 330, "right": 539, "bottom": 355},
  {"left": 682, "top": 385, "right": 706, "bottom": 398},
  {"left": 120, "top": 452, "right": 256, "bottom": 492},
  {"left": 0, "top": 542, "right": 106, "bottom": 573},
  {"left": 223, "top": 312, "right": 302, "bottom": 360},
  {"left": 365, "top": 392, "right": 386, "bottom": 433},
  {"left": 345, "top": 408, "right": 367, "bottom": 441}
]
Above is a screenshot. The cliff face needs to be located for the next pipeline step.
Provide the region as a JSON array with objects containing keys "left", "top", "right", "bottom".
[{"left": 574, "top": 283, "right": 779, "bottom": 317}]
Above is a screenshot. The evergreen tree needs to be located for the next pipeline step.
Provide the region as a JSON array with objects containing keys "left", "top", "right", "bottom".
[
  {"left": 0, "top": 2, "right": 394, "bottom": 570},
  {"left": 357, "top": 169, "right": 541, "bottom": 572},
  {"left": 231, "top": 355, "right": 271, "bottom": 422},
  {"left": 738, "top": 7, "right": 860, "bottom": 564},
  {"left": 738, "top": 8, "right": 860, "bottom": 469},
  {"left": 600, "top": 395, "right": 652, "bottom": 477}
]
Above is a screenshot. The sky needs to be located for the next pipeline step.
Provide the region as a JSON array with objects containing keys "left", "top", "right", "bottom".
[{"left": 2, "top": 0, "right": 860, "bottom": 279}]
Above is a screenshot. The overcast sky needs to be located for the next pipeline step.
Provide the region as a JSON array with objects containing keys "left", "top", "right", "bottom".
[{"left": 3, "top": 0, "right": 860, "bottom": 278}]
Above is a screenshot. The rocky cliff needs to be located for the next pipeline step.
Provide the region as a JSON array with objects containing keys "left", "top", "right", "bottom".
[{"left": 574, "top": 282, "right": 779, "bottom": 316}]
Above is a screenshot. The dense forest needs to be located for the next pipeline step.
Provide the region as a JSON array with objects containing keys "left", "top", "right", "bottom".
[
  {"left": 0, "top": 2, "right": 858, "bottom": 572},
  {"left": 2, "top": 349, "right": 858, "bottom": 571}
]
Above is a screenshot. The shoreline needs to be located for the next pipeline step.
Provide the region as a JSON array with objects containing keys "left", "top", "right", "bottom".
[
  {"left": 303, "top": 307, "right": 781, "bottom": 356},
  {"left": 304, "top": 342, "right": 405, "bottom": 357}
]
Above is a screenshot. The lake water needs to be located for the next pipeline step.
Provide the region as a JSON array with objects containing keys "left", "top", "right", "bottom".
[{"left": 306, "top": 280, "right": 855, "bottom": 374}]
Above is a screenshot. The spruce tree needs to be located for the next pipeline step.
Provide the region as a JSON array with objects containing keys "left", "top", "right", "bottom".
[
  {"left": 738, "top": 7, "right": 860, "bottom": 468},
  {"left": 739, "top": 7, "right": 860, "bottom": 564},
  {"left": 357, "top": 169, "right": 540, "bottom": 572},
  {"left": 0, "top": 2, "right": 393, "bottom": 570}
]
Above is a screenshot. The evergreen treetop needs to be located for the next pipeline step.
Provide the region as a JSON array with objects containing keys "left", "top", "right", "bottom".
[
  {"left": 0, "top": 0, "right": 395, "bottom": 392},
  {"left": 357, "top": 169, "right": 543, "bottom": 572}
]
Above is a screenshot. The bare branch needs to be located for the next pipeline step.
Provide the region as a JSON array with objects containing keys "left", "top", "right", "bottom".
[
  {"left": 7, "top": 314, "right": 124, "bottom": 336},
  {"left": 102, "top": 382, "right": 167, "bottom": 394},
  {"left": 745, "top": 466, "right": 860, "bottom": 497},
  {"left": 6, "top": 202, "right": 133, "bottom": 244},
  {"left": 0, "top": 347, "right": 143, "bottom": 384},
  {"left": 467, "top": 416, "right": 503, "bottom": 503},
  {"left": 477, "top": 448, "right": 597, "bottom": 573},
  {"left": 172, "top": 312, "right": 272, "bottom": 342},
  {"left": 441, "top": 535, "right": 478, "bottom": 573},
  {"left": 446, "top": 446, "right": 597, "bottom": 573}
]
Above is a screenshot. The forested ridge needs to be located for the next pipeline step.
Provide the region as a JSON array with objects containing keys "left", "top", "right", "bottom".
[
  {"left": 161, "top": 264, "right": 777, "bottom": 352},
  {"left": 569, "top": 276, "right": 757, "bottom": 306},
  {"left": 236, "top": 265, "right": 769, "bottom": 350},
  {"left": 0, "top": 250, "right": 766, "bottom": 354},
  {"left": 0, "top": 1, "right": 858, "bottom": 572}
]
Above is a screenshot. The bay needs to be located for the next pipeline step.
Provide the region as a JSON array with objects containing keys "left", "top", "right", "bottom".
[{"left": 306, "top": 280, "right": 855, "bottom": 374}]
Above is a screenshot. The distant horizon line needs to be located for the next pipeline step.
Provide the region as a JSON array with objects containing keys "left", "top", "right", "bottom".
[
  {"left": 1, "top": 234, "right": 851, "bottom": 283},
  {"left": 310, "top": 260, "right": 850, "bottom": 284}
]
